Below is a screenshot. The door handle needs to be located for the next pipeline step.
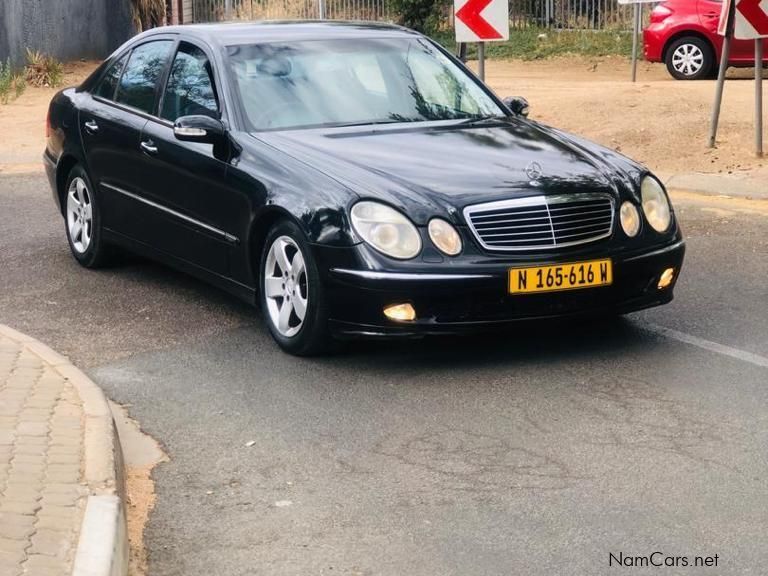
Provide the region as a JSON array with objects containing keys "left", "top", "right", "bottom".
[
  {"left": 83, "top": 120, "right": 99, "bottom": 135},
  {"left": 140, "top": 140, "right": 158, "bottom": 155}
]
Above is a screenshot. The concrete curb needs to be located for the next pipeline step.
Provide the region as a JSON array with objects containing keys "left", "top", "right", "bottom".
[
  {"left": 0, "top": 325, "right": 128, "bottom": 576},
  {"left": 662, "top": 171, "right": 768, "bottom": 200}
]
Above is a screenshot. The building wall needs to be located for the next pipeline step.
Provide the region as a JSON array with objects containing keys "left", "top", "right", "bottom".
[
  {"left": 183, "top": 0, "right": 193, "bottom": 23},
  {"left": 0, "top": 0, "right": 135, "bottom": 68}
]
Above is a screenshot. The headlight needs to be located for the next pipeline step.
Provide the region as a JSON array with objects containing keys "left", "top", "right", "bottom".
[
  {"left": 350, "top": 201, "right": 421, "bottom": 259},
  {"left": 641, "top": 176, "right": 672, "bottom": 233},
  {"left": 428, "top": 218, "right": 462, "bottom": 256},
  {"left": 619, "top": 201, "right": 641, "bottom": 237}
]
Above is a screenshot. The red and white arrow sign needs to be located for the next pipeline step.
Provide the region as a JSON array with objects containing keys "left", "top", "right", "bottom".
[
  {"left": 454, "top": 0, "right": 510, "bottom": 42},
  {"left": 720, "top": 0, "right": 768, "bottom": 38},
  {"left": 735, "top": 0, "right": 768, "bottom": 38}
]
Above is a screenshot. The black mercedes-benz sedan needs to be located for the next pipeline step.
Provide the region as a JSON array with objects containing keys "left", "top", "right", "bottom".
[{"left": 44, "top": 21, "right": 684, "bottom": 355}]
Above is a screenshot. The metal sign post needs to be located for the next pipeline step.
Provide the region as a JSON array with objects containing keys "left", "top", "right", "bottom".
[
  {"left": 454, "top": 0, "right": 509, "bottom": 81},
  {"left": 755, "top": 39, "right": 764, "bottom": 156},
  {"left": 708, "top": 0, "right": 767, "bottom": 155},
  {"left": 631, "top": 3, "right": 641, "bottom": 82},
  {"left": 318, "top": 0, "right": 326, "bottom": 19},
  {"left": 708, "top": 0, "right": 735, "bottom": 148},
  {"left": 478, "top": 42, "right": 485, "bottom": 81},
  {"left": 618, "top": 0, "right": 659, "bottom": 82}
]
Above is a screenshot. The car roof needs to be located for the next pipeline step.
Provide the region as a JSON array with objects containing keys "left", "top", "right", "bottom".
[{"left": 141, "top": 20, "right": 420, "bottom": 47}]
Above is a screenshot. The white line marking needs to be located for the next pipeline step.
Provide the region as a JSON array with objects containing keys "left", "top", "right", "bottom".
[{"left": 641, "top": 322, "right": 768, "bottom": 369}]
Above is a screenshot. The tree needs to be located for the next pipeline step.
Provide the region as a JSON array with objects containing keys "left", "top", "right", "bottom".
[{"left": 131, "top": 0, "right": 167, "bottom": 31}]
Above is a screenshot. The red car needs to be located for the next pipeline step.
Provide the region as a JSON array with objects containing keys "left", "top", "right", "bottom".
[{"left": 644, "top": 0, "right": 768, "bottom": 80}]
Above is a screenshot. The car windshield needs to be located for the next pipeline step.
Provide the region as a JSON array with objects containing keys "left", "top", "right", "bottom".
[{"left": 226, "top": 37, "right": 506, "bottom": 131}]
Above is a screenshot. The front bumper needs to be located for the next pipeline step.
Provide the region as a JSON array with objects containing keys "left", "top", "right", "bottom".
[{"left": 317, "top": 239, "right": 685, "bottom": 338}]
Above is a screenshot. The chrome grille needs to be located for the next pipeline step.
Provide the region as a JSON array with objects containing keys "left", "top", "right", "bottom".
[{"left": 464, "top": 193, "right": 615, "bottom": 251}]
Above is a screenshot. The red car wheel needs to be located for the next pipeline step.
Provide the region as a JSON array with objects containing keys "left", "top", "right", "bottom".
[{"left": 665, "top": 36, "right": 715, "bottom": 80}]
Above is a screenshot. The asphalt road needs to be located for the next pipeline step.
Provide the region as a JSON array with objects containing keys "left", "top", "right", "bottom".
[{"left": 2, "top": 173, "right": 768, "bottom": 576}]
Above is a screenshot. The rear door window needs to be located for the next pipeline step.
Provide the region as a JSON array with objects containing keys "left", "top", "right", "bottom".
[{"left": 115, "top": 40, "right": 174, "bottom": 115}]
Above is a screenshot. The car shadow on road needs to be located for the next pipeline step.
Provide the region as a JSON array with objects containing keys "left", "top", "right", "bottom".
[
  {"left": 95, "top": 254, "right": 657, "bottom": 367},
  {"left": 69, "top": 252, "right": 663, "bottom": 372},
  {"left": 323, "top": 316, "right": 659, "bottom": 371}
]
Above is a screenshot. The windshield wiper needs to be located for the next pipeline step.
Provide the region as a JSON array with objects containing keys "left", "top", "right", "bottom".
[
  {"left": 326, "top": 116, "right": 506, "bottom": 129},
  {"left": 328, "top": 119, "right": 418, "bottom": 129},
  {"left": 454, "top": 115, "right": 509, "bottom": 126}
]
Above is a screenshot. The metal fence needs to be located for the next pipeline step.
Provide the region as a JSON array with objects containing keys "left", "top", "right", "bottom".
[
  {"left": 508, "top": 0, "right": 636, "bottom": 30},
  {"left": 190, "top": 0, "right": 636, "bottom": 30},
  {"left": 191, "top": 0, "right": 389, "bottom": 22}
]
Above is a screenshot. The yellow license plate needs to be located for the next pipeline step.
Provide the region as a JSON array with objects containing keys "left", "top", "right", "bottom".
[{"left": 508, "top": 259, "right": 613, "bottom": 294}]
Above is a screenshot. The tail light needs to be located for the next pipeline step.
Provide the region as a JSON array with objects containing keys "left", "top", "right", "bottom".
[
  {"left": 45, "top": 108, "right": 51, "bottom": 139},
  {"left": 650, "top": 3, "right": 674, "bottom": 23}
]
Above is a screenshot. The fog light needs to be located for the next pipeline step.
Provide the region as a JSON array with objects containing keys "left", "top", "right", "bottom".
[
  {"left": 383, "top": 303, "right": 416, "bottom": 322},
  {"left": 658, "top": 268, "right": 675, "bottom": 289}
]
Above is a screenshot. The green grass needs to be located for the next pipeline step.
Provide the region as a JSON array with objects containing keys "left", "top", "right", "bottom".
[
  {"left": 431, "top": 28, "right": 636, "bottom": 60},
  {"left": 0, "top": 59, "right": 27, "bottom": 105}
]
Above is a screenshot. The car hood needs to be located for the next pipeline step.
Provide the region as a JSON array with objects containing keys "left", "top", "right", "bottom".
[{"left": 256, "top": 119, "right": 642, "bottom": 225}]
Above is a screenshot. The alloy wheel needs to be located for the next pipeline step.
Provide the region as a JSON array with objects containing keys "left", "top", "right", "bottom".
[
  {"left": 672, "top": 43, "right": 704, "bottom": 77},
  {"left": 66, "top": 177, "right": 93, "bottom": 254},
  {"left": 264, "top": 235, "right": 309, "bottom": 338}
]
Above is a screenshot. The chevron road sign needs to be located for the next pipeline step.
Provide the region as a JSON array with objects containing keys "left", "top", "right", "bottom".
[
  {"left": 454, "top": 0, "right": 509, "bottom": 42},
  {"left": 718, "top": 0, "right": 768, "bottom": 38},
  {"left": 454, "top": 0, "right": 509, "bottom": 81}
]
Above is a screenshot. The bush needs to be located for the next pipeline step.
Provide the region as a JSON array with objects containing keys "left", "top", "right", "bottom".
[
  {"left": 25, "top": 49, "right": 64, "bottom": 88},
  {"left": 0, "top": 59, "right": 27, "bottom": 105},
  {"left": 389, "top": 0, "right": 447, "bottom": 34}
]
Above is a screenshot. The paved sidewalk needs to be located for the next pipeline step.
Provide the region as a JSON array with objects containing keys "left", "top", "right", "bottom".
[
  {"left": 0, "top": 333, "right": 88, "bottom": 576},
  {"left": 663, "top": 168, "right": 768, "bottom": 200}
]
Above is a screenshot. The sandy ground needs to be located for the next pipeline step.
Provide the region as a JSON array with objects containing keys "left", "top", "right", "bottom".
[
  {"left": 1, "top": 56, "right": 766, "bottom": 177},
  {"left": 111, "top": 403, "right": 168, "bottom": 576},
  {"left": 478, "top": 55, "right": 767, "bottom": 177}
]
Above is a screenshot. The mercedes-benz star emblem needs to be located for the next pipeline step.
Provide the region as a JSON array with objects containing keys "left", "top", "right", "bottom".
[{"left": 525, "top": 161, "right": 543, "bottom": 181}]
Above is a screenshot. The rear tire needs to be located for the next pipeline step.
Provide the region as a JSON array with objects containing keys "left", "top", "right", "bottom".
[
  {"left": 259, "top": 219, "right": 332, "bottom": 356},
  {"left": 63, "top": 165, "right": 114, "bottom": 268},
  {"left": 665, "top": 36, "right": 714, "bottom": 80}
]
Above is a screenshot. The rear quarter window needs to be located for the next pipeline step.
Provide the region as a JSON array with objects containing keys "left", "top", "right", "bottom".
[{"left": 94, "top": 53, "right": 128, "bottom": 100}]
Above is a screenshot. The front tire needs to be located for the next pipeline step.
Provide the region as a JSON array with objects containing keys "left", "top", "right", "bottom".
[
  {"left": 259, "top": 220, "right": 331, "bottom": 356},
  {"left": 64, "top": 165, "right": 113, "bottom": 268},
  {"left": 665, "top": 36, "right": 714, "bottom": 80}
]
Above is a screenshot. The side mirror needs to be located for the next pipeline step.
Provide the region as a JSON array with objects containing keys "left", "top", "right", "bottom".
[
  {"left": 173, "top": 115, "right": 226, "bottom": 144},
  {"left": 502, "top": 96, "right": 530, "bottom": 118}
]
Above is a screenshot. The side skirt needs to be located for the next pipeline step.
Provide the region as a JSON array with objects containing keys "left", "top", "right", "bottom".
[{"left": 102, "top": 228, "right": 257, "bottom": 306}]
